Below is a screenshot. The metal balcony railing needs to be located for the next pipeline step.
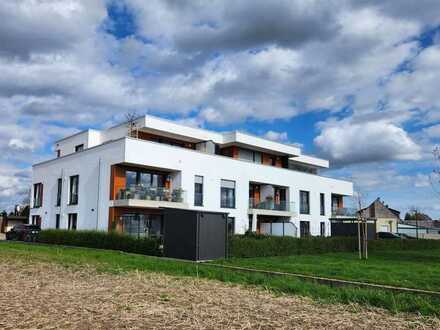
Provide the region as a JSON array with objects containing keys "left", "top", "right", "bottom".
[
  {"left": 117, "top": 186, "right": 185, "bottom": 203},
  {"left": 249, "top": 198, "right": 294, "bottom": 212},
  {"left": 331, "top": 207, "right": 358, "bottom": 217}
]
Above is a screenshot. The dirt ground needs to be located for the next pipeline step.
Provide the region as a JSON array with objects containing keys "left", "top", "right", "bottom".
[{"left": 0, "top": 260, "right": 439, "bottom": 330}]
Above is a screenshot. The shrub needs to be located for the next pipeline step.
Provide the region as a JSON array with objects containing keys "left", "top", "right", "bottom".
[
  {"left": 37, "top": 230, "right": 161, "bottom": 256},
  {"left": 229, "top": 235, "right": 440, "bottom": 258},
  {"left": 229, "top": 235, "right": 358, "bottom": 258}
]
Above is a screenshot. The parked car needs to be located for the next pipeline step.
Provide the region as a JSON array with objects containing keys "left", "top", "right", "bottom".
[
  {"left": 377, "top": 231, "right": 401, "bottom": 239},
  {"left": 5, "top": 224, "right": 40, "bottom": 242},
  {"left": 396, "top": 233, "right": 416, "bottom": 239}
]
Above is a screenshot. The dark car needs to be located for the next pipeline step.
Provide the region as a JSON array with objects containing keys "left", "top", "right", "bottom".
[
  {"left": 396, "top": 233, "right": 416, "bottom": 239},
  {"left": 377, "top": 231, "right": 401, "bottom": 239},
  {"left": 5, "top": 224, "right": 40, "bottom": 242}
]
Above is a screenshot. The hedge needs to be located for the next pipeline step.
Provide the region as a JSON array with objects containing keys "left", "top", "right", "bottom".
[
  {"left": 229, "top": 234, "right": 440, "bottom": 258},
  {"left": 37, "top": 230, "right": 162, "bottom": 256}
]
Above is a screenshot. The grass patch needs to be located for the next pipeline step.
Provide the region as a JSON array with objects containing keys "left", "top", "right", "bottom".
[
  {"left": 218, "top": 249, "right": 440, "bottom": 292},
  {"left": 1, "top": 242, "right": 440, "bottom": 316}
]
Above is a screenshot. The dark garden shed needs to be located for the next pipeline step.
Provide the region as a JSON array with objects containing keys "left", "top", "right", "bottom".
[{"left": 162, "top": 208, "right": 228, "bottom": 261}]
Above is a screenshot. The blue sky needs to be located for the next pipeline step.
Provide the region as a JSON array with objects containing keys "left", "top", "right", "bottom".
[{"left": 1, "top": 0, "right": 440, "bottom": 218}]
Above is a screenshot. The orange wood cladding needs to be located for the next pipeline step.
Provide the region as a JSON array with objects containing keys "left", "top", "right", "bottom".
[{"left": 110, "top": 165, "right": 126, "bottom": 200}]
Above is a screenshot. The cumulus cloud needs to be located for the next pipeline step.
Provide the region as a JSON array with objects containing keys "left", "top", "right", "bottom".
[
  {"left": 263, "top": 131, "right": 288, "bottom": 142},
  {"left": 1, "top": 0, "right": 440, "bottom": 212},
  {"left": 424, "top": 124, "right": 440, "bottom": 138},
  {"left": 314, "top": 119, "right": 422, "bottom": 165}
]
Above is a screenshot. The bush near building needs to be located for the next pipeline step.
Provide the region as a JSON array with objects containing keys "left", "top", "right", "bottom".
[
  {"left": 37, "top": 230, "right": 161, "bottom": 256},
  {"left": 229, "top": 234, "right": 440, "bottom": 258}
]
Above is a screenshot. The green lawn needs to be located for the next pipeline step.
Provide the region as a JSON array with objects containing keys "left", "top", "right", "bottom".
[
  {"left": 1, "top": 242, "right": 440, "bottom": 316},
  {"left": 217, "top": 249, "right": 440, "bottom": 292}
]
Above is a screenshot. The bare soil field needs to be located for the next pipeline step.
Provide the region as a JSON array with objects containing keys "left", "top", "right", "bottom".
[{"left": 0, "top": 260, "right": 439, "bottom": 330}]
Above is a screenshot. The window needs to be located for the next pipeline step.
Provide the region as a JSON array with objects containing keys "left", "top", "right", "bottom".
[
  {"left": 56, "top": 178, "right": 62, "bottom": 206},
  {"left": 31, "top": 215, "right": 41, "bottom": 226},
  {"left": 227, "top": 217, "right": 235, "bottom": 236},
  {"left": 300, "top": 191, "right": 310, "bottom": 214},
  {"left": 300, "top": 221, "right": 310, "bottom": 237},
  {"left": 33, "top": 183, "right": 43, "bottom": 208},
  {"left": 320, "top": 193, "right": 325, "bottom": 216},
  {"left": 68, "top": 213, "right": 77, "bottom": 230},
  {"left": 125, "top": 170, "right": 166, "bottom": 189},
  {"left": 69, "top": 175, "right": 79, "bottom": 205},
  {"left": 320, "top": 222, "right": 326, "bottom": 236},
  {"left": 55, "top": 214, "right": 60, "bottom": 229},
  {"left": 194, "top": 175, "right": 203, "bottom": 206},
  {"left": 220, "top": 179, "right": 235, "bottom": 208},
  {"left": 75, "top": 144, "right": 84, "bottom": 152}
]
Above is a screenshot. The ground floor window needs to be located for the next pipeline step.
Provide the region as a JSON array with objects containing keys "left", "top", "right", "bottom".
[
  {"left": 121, "top": 213, "right": 163, "bottom": 239},
  {"left": 300, "top": 221, "right": 310, "bottom": 238},
  {"left": 227, "top": 217, "right": 235, "bottom": 236},
  {"left": 320, "top": 222, "right": 325, "bottom": 236},
  {"left": 31, "top": 215, "right": 41, "bottom": 226},
  {"left": 68, "top": 213, "right": 77, "bottom": 230},
  {"left": 55, "top": 214, "right": 60, "bottom": 229}
]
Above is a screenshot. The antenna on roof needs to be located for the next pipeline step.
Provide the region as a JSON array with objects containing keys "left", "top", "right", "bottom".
[{"left": 125, "top": 111, "right": 138, "bottom": 139}]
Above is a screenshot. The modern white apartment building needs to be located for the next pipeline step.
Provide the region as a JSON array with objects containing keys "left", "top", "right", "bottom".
[{"left": 30, "top": 114, "right": 353, "bottom": 238}]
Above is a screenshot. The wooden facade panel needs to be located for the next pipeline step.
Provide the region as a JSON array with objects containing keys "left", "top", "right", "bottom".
[{"left": 110, "top": 165, "right": 126, "bottom": 200}]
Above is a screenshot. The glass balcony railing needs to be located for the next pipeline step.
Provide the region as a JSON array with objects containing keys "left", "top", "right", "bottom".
[
  {"left": 331, "top": 207, "right": 358, "bottom": 217},
  {"left": 117, "top": 186, "right": 185, "bottom": 203},
  {"left": 249, "top": 198, "right": 293, "bottom": 212}
]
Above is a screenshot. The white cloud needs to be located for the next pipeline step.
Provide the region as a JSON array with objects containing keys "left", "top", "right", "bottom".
[
  {"left": 1, "top": 0, "right": 440, "bottom": 212},
  {"left": 315, "top": 119, "right": 422, "bottom": 165},
  {"left": 424, "top": 124, "right": 440, "bottom": 138},
  {"left": 263, "top": 131, "right": 288, "bottom": 142}
]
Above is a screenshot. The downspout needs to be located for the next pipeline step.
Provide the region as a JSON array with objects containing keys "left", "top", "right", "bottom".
[{"left": 95, "top": 158, "right": 101, "bottom": 230}]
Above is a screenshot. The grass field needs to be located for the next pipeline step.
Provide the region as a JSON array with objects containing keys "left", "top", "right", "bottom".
[
  {"left": 1, "top": 242, "right": 440, "bottom": 317},
  {"left": 218, "top": 249, "right": 440, "bottom": 291}
]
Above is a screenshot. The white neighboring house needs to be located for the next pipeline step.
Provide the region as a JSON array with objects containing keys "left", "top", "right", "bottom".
[{"left": 30, "top": 115, "right": 353, "bottom": 238}]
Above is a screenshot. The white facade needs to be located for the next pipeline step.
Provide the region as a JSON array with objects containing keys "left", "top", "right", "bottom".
[{"left": 30, "top": 115, "right": 353, "bottom": 237}]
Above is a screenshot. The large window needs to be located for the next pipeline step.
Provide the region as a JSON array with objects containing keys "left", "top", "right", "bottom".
[
  {"left": 33, "top": 183, "right": 43, "bottom": 208},
  {"left": 320, "top": 193, "right": 325, "bottom": 216},
  {"left": 68, "top": 213, "right": 77, "bottom": 230},
  {"left": 221, "top": 179, "right": 235, "bottom": 208},
  {"left": 300, "top": 190, "right": 310, "bottom": 214},
  {"left": 125, "top": 170, "right": 165, "bottom": 189},
  {"left": 69, "top": 175, "right": 79, "bottom": 205},
  {"left": 194, "top": 175, "right": 203, "bottom": 206},
  {"left": 122, "top": 214, "right": 163, "bottom": 239},
  {"left": 56, "top": 178, "right": 62, "bottom": 206}
]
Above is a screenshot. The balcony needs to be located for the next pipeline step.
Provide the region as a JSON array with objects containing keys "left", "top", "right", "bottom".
[
  {"left": 331, "top": 207, "right": 358, "bottom": 217},
  {"left": 112, "top": 186, "right": 187, "bottom": 209},
  {"left": 249, "top": 198, "right": 294, "bottom": 212}
]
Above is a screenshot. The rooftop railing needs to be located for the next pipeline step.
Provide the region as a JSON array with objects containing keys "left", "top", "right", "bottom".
[{"left": 117, "top": 186, "right": 185, "bottom": 203}]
